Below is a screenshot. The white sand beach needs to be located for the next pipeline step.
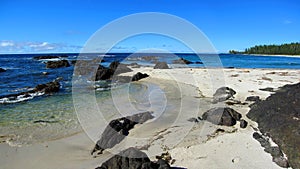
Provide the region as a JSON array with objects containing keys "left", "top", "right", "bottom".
[{"left": 1, "top": 67, "right": 299, "bottom": 169}]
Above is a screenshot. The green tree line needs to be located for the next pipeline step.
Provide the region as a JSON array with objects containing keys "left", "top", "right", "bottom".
[{"left": 229, "top": 42, "right": 300, "bottom": 55}]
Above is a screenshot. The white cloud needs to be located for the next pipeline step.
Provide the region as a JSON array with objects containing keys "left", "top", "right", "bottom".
[
  {"left": 0, "top": 41, "right": 14, "bottom": 47},
  {"left": 284, "top": 20, "right": 292, "bottom": 24},
  {"left": 0, "top": 40, "right": 82, "bottom": 53}
]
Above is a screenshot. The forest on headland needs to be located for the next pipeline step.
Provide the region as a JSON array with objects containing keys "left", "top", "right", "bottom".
[{"left": 229, "top": 42, "right": 300, "bottom": 55}]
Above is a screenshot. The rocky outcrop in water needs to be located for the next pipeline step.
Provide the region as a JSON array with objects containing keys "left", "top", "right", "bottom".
[
  {"left": 212, "top": 87, "right": 236, "bottom": 103},
  {"left": 34, "top": 80, "right": 60, "bottom": 94},
  {"left": 154, "top": 62, "right": 169, "bottom": 69},
  {"left": 247, "top": 83, "right": 300, "bottom": 169},
  {"left": 202, "top": 107, "right": 243, "bottom": 126},
  {"left": 95, "top": 147, "right": 171, "bottom": 169},
  {"left": 33, "top": 55, "right": 61, "bottom": 60},
  {"left": 0, "top": 67, "right": 6, "bottom": 72},
  {"left": 0, "top": 80, "right": 60, "bottom": 103},
  {"left": 95, "top": 61, "right": 132, "bottom": 81},
  {"left": 91, "top": 112, "right": 154, "bottom": 155},
  {"left": 172, "top": 58, "right": 192, "bottom": 64},
  {"left": 46, "top": 60, "right": 70, "bottom": 68}
]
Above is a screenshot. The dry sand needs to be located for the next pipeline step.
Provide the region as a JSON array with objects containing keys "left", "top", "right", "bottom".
[{"left": 0, "top": 67, "right": 299, "bottom": 169}]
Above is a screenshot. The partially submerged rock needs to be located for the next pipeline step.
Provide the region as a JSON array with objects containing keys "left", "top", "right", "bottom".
[
  {"left": 91, "top": 112, "right": 154, "bottom": 155},
  {"left": 95, "top": 61, "right": 132, "bottom": 81},
  {"left": 0, "top": 67, "right": 6, "bottom": 72},
  {"left": 33, "top": 55, "right": 67, "bottom": 60},
  {"left": 202, "top": 107, "right": 242, "bottom": 126},
  {"left": 0, "top": 79, "right": 60, "bottom": 103},
  {"left": 172, "top": 58, "right": 192, "bottom": 64},
  {"left": 46, "top": 60, "right": 70, "bottom": 68}
]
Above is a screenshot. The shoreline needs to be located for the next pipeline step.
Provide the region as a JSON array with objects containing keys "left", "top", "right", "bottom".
[
  {"left": 1, "top": 67, "right": 299, "bottom": 169},
  {"left": 239, "top": 53, "right": 300, "bottom": 58}
]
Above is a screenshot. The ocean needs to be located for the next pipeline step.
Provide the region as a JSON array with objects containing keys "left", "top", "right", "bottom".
[{"left": 0, "top": 53, "right": 300, "bottom": 145}]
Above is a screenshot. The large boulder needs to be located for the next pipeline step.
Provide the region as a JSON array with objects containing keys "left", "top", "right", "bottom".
[
  {"left": 247, "top": 83, "right": 300, "bottom": 168},
  {"left": 91, "top": 112, "right": 154, "bottom": 155},
  {"left": 95, "top": 147, "right": 170, "bottom": 169},
  {"left": 0, "top": 67, "right": 6, "bottom": 72},
  {"left": 46, "top": 60, "right": 70, "bottom": 68},
  {"left": 131, "top": 72, "right": 149, "bottom": 81},
  {"left": 202, "top": 107, "right": 242, "bottom": 126},
  {"left": 212, "top": 87, "right": 236, "bottom": 103},
  {"left": 154, "top": 62, "right": 169, "bottom": 69}
]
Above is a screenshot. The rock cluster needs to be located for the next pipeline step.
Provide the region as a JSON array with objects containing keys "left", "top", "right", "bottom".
[
  {"left": 0, "top": 80, "right": 60, "bottom": 101},
  {"left": 33, "top": 55, "right": 68, "bottom": 60},
  {"left": 247, "top": 83, "right": 300, "bottom": 168}
]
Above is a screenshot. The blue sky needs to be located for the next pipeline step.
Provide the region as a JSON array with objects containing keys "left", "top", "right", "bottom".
[{"left": 0, "top": 0, "right": 299, "bottom": 53}]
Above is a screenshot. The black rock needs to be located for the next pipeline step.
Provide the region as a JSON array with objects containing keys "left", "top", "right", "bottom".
[
  {"left": 245, "top": 96, "right": 261, "bottom": 102},
  {"left": 172, "top": 58, "right": 192, "bottom": 64},
  {"left": 239, "top": 119, "right": 248, "bottom": 128},
  {"left": 95, "top": 66, "right": 114, "bottom": 80},
  {"left": 46, "top": 60, "right": 70, "bottom": 68},
  {"left": 154, "top": 62, "right": 169, "bottom": 69},
  {"left": 33, "top": 55, "right": 60, "bottom": 60},
  {"left": 34, "top": 80, "right": 60, "bottom": 94},
  {"left": 252, "top": 132, "right": 270, "bottom": 148},
  {"left": 202, "top": 107, "right": 242, "bottom": 126},
  {"left": 129, "top": 62, "right": 140, "bottom": 68},
  {"left": 131, "top": 72, "right": 149, "bottom": 81},
  {"left": 194, "top": 61, "right": 203, "bottom": 64},
  {"left": 96, "top": 147, "right": 152, "bottom": 169},
  {"left": 95, "top": 62, "right": 132, "bottom": 81},
  {"left": 264, "top": 146, "right": 283, "bottom": 158},
  {"left": 259, "top": 87, "right": 275, "bottom": 92},
  {"left": 95, "top": 147, "right": 171, "bottom": 169},
  {"left": 273, "top": 156, "right": 290, "bottom": 168},
  {"left": 212, "top": 87, "right": 236, "bottom": 103},
  {"left": 0, "top": 67, "right": 6, "bottom": 72},
  {"left": 91, "top": 112, "right": 154, "bottom": 155},
  {"left": 109, "top": 61, "right": 132, "bottom": 74},
  {"left": 187, "top": 117, "right": 199, "bottom": 123},
  {"left": 0, "top": 80, "right": 60, "bottom": 102},
  {"left": 247, "top": 83, "right": 300, "bottom": 168}
]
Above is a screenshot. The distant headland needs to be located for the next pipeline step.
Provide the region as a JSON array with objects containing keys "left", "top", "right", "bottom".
[{"left": 229, "top": 42, "right": 300, "bottom": 55}]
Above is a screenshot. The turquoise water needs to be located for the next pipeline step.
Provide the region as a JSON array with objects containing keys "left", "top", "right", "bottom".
[{"left": 0, "top": 82, "right": 159, "bottom": 145}]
